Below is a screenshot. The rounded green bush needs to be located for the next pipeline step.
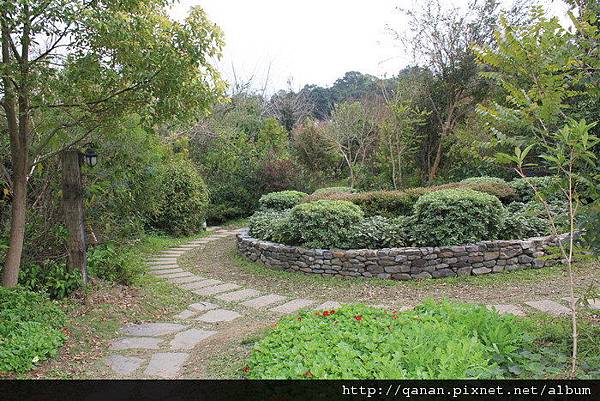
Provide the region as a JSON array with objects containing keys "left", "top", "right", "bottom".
[
  {"left": 288, "top": 200, "right": 364, "bottom": 248},
  {"left": 312, "top": 186, "right": 356, "bottom": 196},
  {"left": 249, "top": 210, "right": 295, "bottom": 243},
  {"left": 461, "top": 176, "right": 507, "bottom": 185},
  {"left": 244, "top": 300, "right": 529, "bottom": 379},
  {"left": 346, "top": 216, "right": 412, "bottom": 249},
  {"left": 509, "top": 176, "right": 560, "bottom": 203},
  {"left": 259, "top": 190, "right": 308, "bottom": 211},
  {"left": 412, "top": 189, "right": 505, "bottom": 246},
  {"left": 152, "top": 160, "right": 209, "bottom": 235}
]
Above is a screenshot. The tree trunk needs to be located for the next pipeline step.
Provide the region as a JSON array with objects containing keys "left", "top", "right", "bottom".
[
  {"left": 61, "top": 150, "right": 88, "bottom": 285},
  {"left": 2, "top": 163, "right": 27, "bottom": 287},
  {"left": 428, "top": 140, "right": 444, "bottom": 182}
]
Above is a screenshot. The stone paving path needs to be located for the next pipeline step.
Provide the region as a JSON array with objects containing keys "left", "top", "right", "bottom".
[{"left": 105, "top": 227, "right": 600, "bottom": 378}]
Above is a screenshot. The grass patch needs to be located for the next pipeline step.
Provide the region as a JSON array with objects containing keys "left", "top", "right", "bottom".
[{"left": 243, "top": 300, "right": 600, "bottom": 379}]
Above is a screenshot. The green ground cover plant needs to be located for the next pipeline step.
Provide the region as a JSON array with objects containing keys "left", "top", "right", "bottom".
[
  {"left": 0, "top": 287, "right": 67, "bottom": 373},
  {"left": 243, "top": 300, "right": 600, "bottom": 379}
]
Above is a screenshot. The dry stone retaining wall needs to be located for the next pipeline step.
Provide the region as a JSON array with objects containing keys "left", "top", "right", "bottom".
[{"left": 236, "top": 229, "right": 568, "bottom": 280}]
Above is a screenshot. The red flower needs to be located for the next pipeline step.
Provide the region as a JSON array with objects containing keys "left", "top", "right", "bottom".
[
  {"left": 323, "top": 311, "right": 330, "bottom": 317},
  {"left": 391, "top": 315, "right": 398, "bottom": 320},
  {"left": 297, "top": 317, "right": 302, "bottom": 321},
  {"left": 355, "top": 315, "right": 362, "bottom": 321},
  {"left": 243, "top": 366, "right": 250, "bottom": 373},
  {"left": 330, "top": 310, "right": 336, "bottom": 314}
]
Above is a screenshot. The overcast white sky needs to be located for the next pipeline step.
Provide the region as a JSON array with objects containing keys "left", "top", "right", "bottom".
[{"left": 169, "top": 0, "right": 570, "bottom": 94}]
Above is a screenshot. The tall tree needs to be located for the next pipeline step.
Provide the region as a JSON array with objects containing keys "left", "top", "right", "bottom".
[
  {"left": 0, "top": 0, "right": 225, "bottom": 287},
  {"left": 392, "top": 0, "right": 509, "bottom": 181}
]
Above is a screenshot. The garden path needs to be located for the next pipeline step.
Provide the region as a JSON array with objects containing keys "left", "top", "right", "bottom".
[{"left": 104, "top": 228, "right": 599, "bottom": 378}]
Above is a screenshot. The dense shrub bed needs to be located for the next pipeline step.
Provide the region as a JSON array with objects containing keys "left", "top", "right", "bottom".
[
  {"left": 244, "top": 301, "right": 566, "bottom": 379},
  {"left": 303, "top": 181, "right": 516, "bottom": 218},
  {"left": 248, "top": 177, "right": 562, "bottom": 250},
  {"left": 0, "top": 287, "right": 67, "bottom": 373}
]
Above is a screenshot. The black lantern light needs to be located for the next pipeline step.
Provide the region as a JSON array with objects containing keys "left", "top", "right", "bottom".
[{"left": 83, "top": 144, "right": 98, "bottom": 167}]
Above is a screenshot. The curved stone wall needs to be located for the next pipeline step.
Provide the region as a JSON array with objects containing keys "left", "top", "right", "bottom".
[{"left": 236, "top": 229, "right": 568, "bottom": 280}]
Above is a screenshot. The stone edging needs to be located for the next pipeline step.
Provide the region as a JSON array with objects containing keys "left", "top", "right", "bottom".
[{"left": 236, "top": 229, "right": 569, "bottom": 280}]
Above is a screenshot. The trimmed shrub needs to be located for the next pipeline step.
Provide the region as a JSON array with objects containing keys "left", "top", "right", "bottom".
[
  {"left": 259, "top": 190, "right": 308, "bottom": 211},
  {"left": 509, "top": 176, "right": 560, "bottom": 203},
  {"left": 499, "top": 210, "right": 550, "bottom": 240},
  {"left": 0, "top": 287, "right": 67, "bottom": 373},
  {"left": 288, "top": 200, "right": 364, "bottom": 248},
  {"left": 304, "top": 182, "right": 515, "bottom": 218},
  {"left": 312, "top": 187, "right": 357, "bottom": 196},
  {"left": 152, "top": 160, "right": 209, "bottom": 236},
  {"left": 461, "top": 176, "right": 507, "bottom": 185},
  {"left": 412, "top": 189, "right": 505, "bottom": 246},
  {"left": 249, "top": 210, "right": 298, "bottom": 245},
  {"left": 347, "top": 216, "right": 413, "bottom": 249}
]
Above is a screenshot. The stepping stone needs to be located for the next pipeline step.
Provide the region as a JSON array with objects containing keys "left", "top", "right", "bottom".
[
  {"left": 241, "top": 294, "right": 287, "bottom": 309},
  {"left": 216, "top": 289, "right": 260, "bottom": 302},
  {"left": 488, "top": 304, "right": 526, "bottom": 316},
  {"left": 144, "top": 352, "right": 189, "bottom": 379},
  {"left": 105, "top": 355, "right": 144, "bottom": 375},
  {"left": 149, "top": 268, "right": 184, "bottom": 275},
  {"left": 315, "top": 301, "right": 342, "bottom": 310},
  {"left": 525, "top": 300, "right": 571, "bottom": 316},
  {"left": 193, "top": 283, "right": 241, "bottom": 296},
  {"left": 174, "top": 310, "right": 197, "bottom": 320},
  {"left": 170, "top": 328, "right": 217, "bottom": 350},
  {"left": 270, "top": 299, "right": 315, "bottom": 314},
  {"left": 147, "top": 259, "right": 179, "bottom": 265},
  {"left": 148, "top": 264, "right": 179, "bottom": 270},
  {"left": 587, "top": 299, "right": 600, "bottom": 310},
  {"left": 168, "top": 275, "right": 205, "bottom": 284},
  {"left": 180, "top": 279, "right": 222, "bottom": 290},
  {"left": 121, "top": 323, "right": 188, "bottom": 337},
  {"left": 153, "top": 272, "right": 193, "bottom": 279},
  {"left": 160, "top": 252, "right": 184, "bottom": 256},
  {"left": 110, "top": 337, "right": 162, "bottom": 350},
  {"left": 196, "top": 309, "right": 241, "bottom": 323},
  {"left": 189, "top": 301, "right": 220, "bottom": 311}
]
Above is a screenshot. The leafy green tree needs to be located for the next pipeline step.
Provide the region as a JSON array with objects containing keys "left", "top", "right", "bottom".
[{"left": 1, "top": 0, "right": 225, "bottom": 287}]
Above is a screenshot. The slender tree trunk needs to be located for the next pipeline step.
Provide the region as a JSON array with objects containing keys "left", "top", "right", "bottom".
[
  {"left": 1, "top": 15, "right": 29, "bottom": 287},
  {"left": 61, "top": 150, "right": 88, "bottom": 285},
  {"left": 429, "top": 139, "right": 443, "bottom": 182}
]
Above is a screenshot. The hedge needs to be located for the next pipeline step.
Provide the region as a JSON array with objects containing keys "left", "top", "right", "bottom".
[
  {"left": 288, "top": 200, "right": 364, "bottom": 248},
  {"left": 259, "top": 190, "right": 308, "bottom": 211},
  {"left": 412, "top": 189, "right": 505, "bottom": 246},
  {"left": 304, "top": 182, "right": 515, "bottom": 217}
]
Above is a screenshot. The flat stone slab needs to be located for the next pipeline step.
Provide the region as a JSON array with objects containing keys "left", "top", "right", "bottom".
[
  {"left": 525, "top": 300, "right": 571, "bottom": 316},
  {"left": 587, "top": 299, "right": 600, "bottom": 310},
  {"left": 170, "top": 328, "right": 217, "bottom": 350},
  {"left": 147, "top": 259, "right": 179, "bottom": 264},
  {"left": 180, "top": 279, "right": 222, "bottom": 290},
  {"left": 110, "top": 337, "right": 162, "bottom": 350},
  {"left": 488, "top": 304, "right": 526, "bottom": 316},
  {"left": 189, "top": 301, "right": 220, "bottom": 311},
  {"left": 315, "top": 301, "right": 342, "bottom": 310},
  {"left": 241, "top": 294, "right": 286, "bottom": 309},
  {"left": 168, "top": 275, "right": 205, "bottom": 284},
  {"left": 215, "top": 289, "right": 260, "bottom": 302},
  {"left": 148, "top": 264, "right": 179, "bottom": 270},
  {"left": 193, "top": 283, "right": 241, "bottom": 296},
  {"left": 173, "top": 310, "right": 197, "bottom": 320},
  {"left": 149, "top": 268, "right": 184, "bottom": 275},
  {"left": 105, "top": 355, "right": 145, "bottom": 375},
  {"left": 144, "top": 352, "right": 189, "bottom": 378},
  {"left": 121, "top": 323, "right": 188, "bottom": 337},
  {"left": 153, "top": 272, "right": 193, "bottom": 279},
  {"left": 270, "top": 299, "right": 315, "bottom": 314},
  {"left": 196, "top": 309, "right": 241, "bottom": 323}
]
